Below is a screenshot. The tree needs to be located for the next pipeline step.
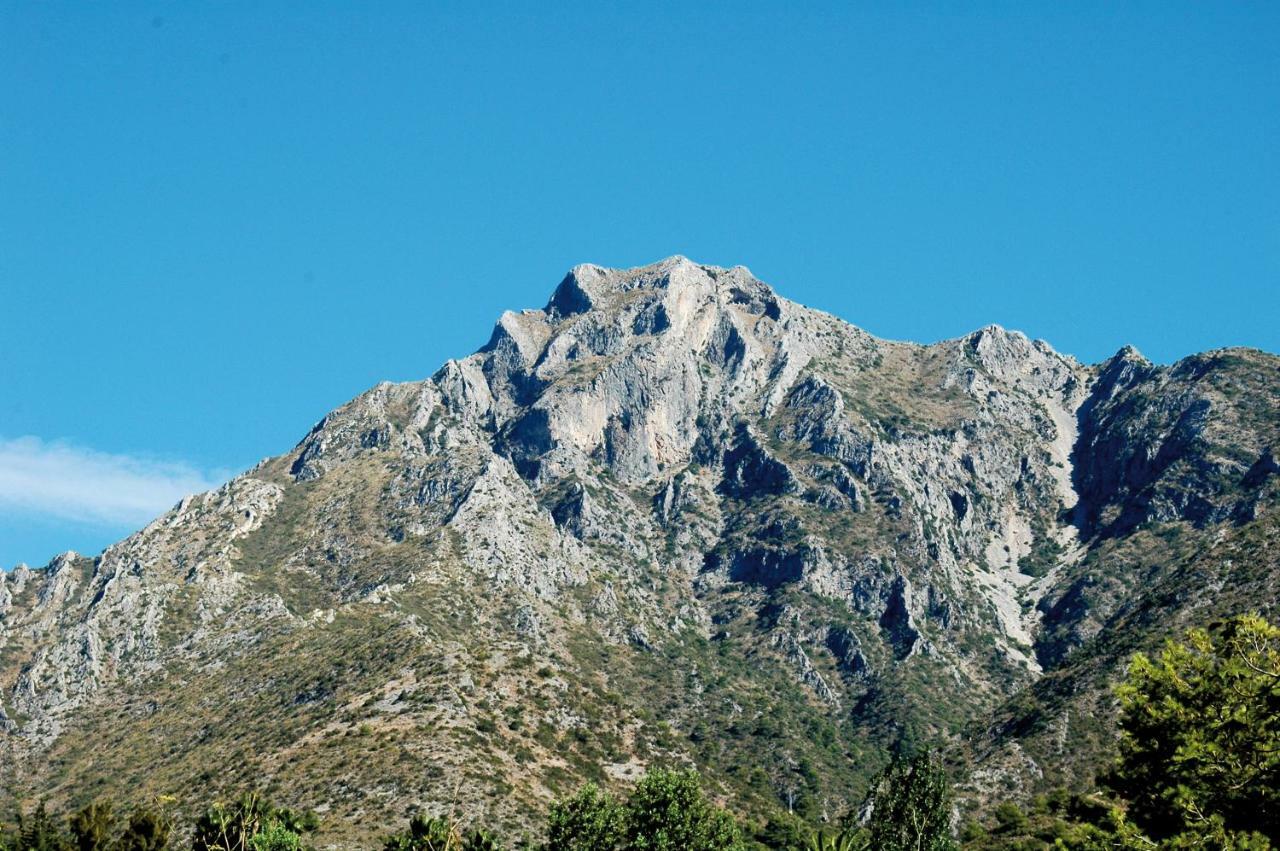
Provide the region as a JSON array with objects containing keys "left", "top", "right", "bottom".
[
  {"left": 383, "top": 816, "right": 506, "bottom": 851},
  {"left": 460, "top": 829, "right": 504, "bottom": 851},
  {"left": 863, "top": 750, "right": 956, "bottom": 851},
  {"left": 115, "top": 801, "right": 172, "bottom": 851},
  {"left": 543, "top": 770, "right": 744, "bottom": 851},
  {"left": 16, "top": 802, "right": 70, "bottom": 851},
  {"left": 754, "top": 814, "right": 809, "bottom": 850},
  {"left": 990, "top": 803, "right": 1025, "bottom": 835},
  {"left": 68, "top": 802, "right": 114, "bottom": 851},
  {"left": 803, "top": 828, "right": 867, "bottom": 851},
  {"left": 1110, "top": 613, "right": 1280, "bottom": 846},
  {"left": 383, "top": 816, "right": 463, "bottom": 851},
  {"left": 953, "top": 615, "right": 1280, "bottom": 849},
  {"left": 543, "top": 784, "right": 624, "bottom": 851},
  {"left": 621, "top": 769, "right": 745, "bottom": 851},
  {"left": 245, "top": 821, "right": 301, "bottom": 851}
]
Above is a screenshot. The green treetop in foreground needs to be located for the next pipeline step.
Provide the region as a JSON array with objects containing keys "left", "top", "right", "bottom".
[
  {"left": 1112, "top": 613, "right": 1279, "bottom": 846},
  {"left": 964, "top": 613, "right": 1280, "bottom": 849},
  {"left": 543, "top": 768, "right": 745, "bottom": 851}
]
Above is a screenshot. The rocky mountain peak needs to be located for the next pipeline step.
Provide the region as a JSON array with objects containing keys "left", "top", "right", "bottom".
[
  {"left": 3, "top": 258, "right": 1276, "bottom": 842},
  {"left": 297, "top": 258, "right": 847, "bottom": 488},
  {"left": 546, "top": 256, "right": 771, "bottom": 321}
]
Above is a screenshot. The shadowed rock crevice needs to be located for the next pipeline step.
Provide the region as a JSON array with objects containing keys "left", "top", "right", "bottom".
[{"left": 720, "top": 426, "right": 798, "bottom": 498}]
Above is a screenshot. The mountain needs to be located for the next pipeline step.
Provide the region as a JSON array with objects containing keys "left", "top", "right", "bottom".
[{"left": 2, "top": 257, "right": 1277, "bottom": 843}]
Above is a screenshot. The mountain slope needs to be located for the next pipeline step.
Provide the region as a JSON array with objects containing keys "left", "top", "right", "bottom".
[{"left": 2, "top": 257, "right": 1277, "bottom": 842}]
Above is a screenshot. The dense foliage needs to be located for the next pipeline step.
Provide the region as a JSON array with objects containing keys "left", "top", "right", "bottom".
[
  {"left": 380, "top": 814, "right": 502, "bottom": 851},
  {"left": 962, "top": 614, "right": 1279, "bottom": 849},
  {"left": 2, "top": 614, "right": 1274, "bottom": 850},
  {"left": 0, "top": 799, "right": 174, "bottom": 851},
  {"left": 543, "top": 769, "right": 743, "bottom": 851},
  {"left": 863, "top": 751, "right": 955, "bottom": 851},
  {"left": 1113, "top": 613, "right": 1279, "bottom": 844},
  {"left": 542, "top": 783, "right": 625, "bottom": 851}
]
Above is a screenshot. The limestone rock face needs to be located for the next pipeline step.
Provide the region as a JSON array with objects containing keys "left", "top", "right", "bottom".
[{"left": 2, "top": 257, "right": 1277, "bottom": 842}]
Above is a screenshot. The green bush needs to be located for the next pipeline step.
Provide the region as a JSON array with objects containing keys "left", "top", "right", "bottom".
[
  {"left": 544, "top": 770, "right": 744, "bottom": 851},
  {"left": 991, "top": 803, "right": 1025, "bottom": 834},
  {"left": 246, "top": 821, "right": 301, "bottom": 851},
  {"left": 69, "top": 802, "right": 115, "bottom": 851},
  {"left": 962, "top": 614, "right": 1280, "bottom": 850},
  {"left": 382, "top": 815, "right": 462, "bottom": 851},
  {"left": 115, "top": 803, "right": 173, "bottom": 851},
  {"left": 623, "top": 769, "right": 745, "bottom": 851}
]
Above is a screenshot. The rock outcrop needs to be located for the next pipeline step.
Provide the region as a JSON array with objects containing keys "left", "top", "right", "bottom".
[{"left": 2, "top": 257, "right": 1277, "bottom": 842}]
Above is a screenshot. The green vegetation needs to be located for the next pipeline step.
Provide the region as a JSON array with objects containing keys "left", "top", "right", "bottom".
[
  {"left": 963, "top": 613, "right": 1279, "bottom": 849},
  {"left": 1016, "top": 517, "right": 1063, "bottom": 578},
  {"left": 0, "top": 799, "right": 173, "bottom": 851},
  {"left": 543, "top": 784, "right": 624, "bottom": 851},
  {"left": 863, "top": 751, "right": 955, "bottom": 851},
  {"left": 2, "top": 614, "right": 1275, "bottom": 850},
  {"left": 601, "top": 768, "right": 742, "bottom": 850},
  {"left": 1113, "top": 613, "right": 1278, "bottom": 845},
  {"left": 381, "top": 815, "right": 500, "bottom": 851},
  {"left": 191, "top": 793, "right": 317, "bottom": 851}
]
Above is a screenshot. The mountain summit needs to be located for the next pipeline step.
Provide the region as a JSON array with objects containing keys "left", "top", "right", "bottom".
[{"left": 2, "top": 259, "right": 1278, "bottom": 842}]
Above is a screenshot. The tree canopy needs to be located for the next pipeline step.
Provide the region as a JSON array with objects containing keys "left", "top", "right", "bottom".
[{"left": 1112, "top": 613, "right": 1279, "bottom": 846}]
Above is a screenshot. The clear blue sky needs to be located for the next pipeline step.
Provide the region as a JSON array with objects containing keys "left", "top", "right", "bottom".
[{"left": 2, "top": 2, "right": 1278, "bottom": 568}]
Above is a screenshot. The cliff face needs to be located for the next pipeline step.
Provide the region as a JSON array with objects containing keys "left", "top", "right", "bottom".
[{"left": 2, "top": 257, "right": 1277, "bottom": 841}]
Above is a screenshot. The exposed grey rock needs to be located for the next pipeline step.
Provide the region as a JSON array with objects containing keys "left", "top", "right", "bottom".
[
  {"left": 825, "top": 625, "right": 872, "bottom": 681},
  {"left": 772, "top": 630, "right": 840, "bottom": 706},
  {"left": 2, "top": 256, "right": 1276, "bottom": 837},
  {"left": 879, "top": 575, "right": 924, "bottom": 660},
  {"left": 1073, "top": 346, "right": 1275, "bottom": 538},
  {"left": 0, "top": 568, "right": 13, "bottom": 617},
  {"left": 720, "top": 425, "right": 798, "bottom": 498}
]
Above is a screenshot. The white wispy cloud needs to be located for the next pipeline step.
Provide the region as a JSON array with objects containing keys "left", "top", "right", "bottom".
[{"left": 0, "top": 436, "right": 228, "bottom": 527}]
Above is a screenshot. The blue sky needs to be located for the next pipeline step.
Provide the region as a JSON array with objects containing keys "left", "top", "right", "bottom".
[{"left": 2, "top": 2, "right": 1278, "bottom": 568}]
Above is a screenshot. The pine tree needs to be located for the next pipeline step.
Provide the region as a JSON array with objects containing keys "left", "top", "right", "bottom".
[
  {"left": 17, "top": 802, "right": 70, "bottom": 851},
  {"left": 1111, "top": 613, "right": 1279, "bottom": 845},
  {"left": 116, "top": 801, "right": 172, "bottom": 851}
]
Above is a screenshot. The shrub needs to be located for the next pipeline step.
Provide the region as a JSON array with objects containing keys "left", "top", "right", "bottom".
[
  {"left": 69, "top": 802, "right": 115, "bottom": 851},
  {"left": 543, "top": 770, "right": 745, "bottom": 851},
  {"left": 192, "top": 793, "right": 314, "bottom": 851},
  {"left": 383, "top": 815, "right": 462, "bottom": 851},
  {"left": 115, "top": 801, "right": 173, "bottom": 851}
]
